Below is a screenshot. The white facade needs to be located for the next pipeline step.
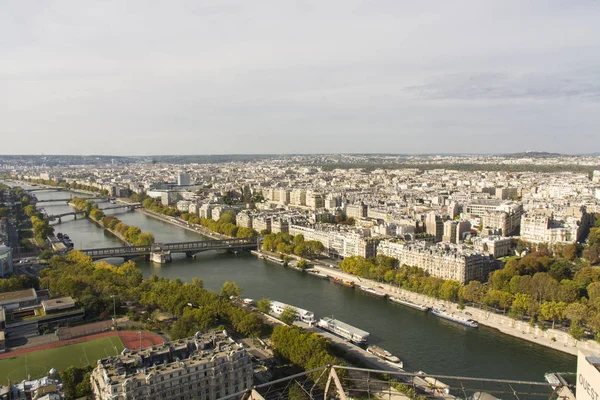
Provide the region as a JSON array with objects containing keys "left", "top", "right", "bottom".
[
  {"left": 270, "top": 300, "right": 315, "bottom": 325},
  {"left": 91, "top": 332, "right": 253, "bottom": 400},
  {"left": 377, "top": 240, "right": 492, "bottom": 283}
]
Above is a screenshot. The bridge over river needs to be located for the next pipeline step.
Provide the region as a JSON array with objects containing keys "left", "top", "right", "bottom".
[{"left": 77, "top": 237, "right": 260, "bottom": 263}]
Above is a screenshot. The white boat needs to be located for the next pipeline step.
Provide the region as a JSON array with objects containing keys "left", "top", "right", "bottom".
[
  {"left": 359, "top": 286, "right": 387, "bottom": 298},
  {"left": 389, "top": 297, "right": 430, "bottom": 312},
  {"left": 431, "top": 308, "right": 478, "bottom": 328},
  {"left": 317, "top": 317, "right": 370, "bottom": 345},
  {"left": 270, "top": 300, "right": 316, "bottom": 325},
  {"left": 367, "top": 345, "right": 403, "bottom": 368},
  {"left": 306, "top": 269, "right": 329, "bottom": 279},
  {"left": 544, "top": 372, "right": 566, "bottom": 390}
]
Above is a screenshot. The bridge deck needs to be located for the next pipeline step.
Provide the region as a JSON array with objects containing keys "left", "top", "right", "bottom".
[{"left": 78, "top": 238, "right": 259, "bottom": 259}]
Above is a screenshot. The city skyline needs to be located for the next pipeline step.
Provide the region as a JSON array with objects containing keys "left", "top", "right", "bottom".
[{"left": 2, "top": 1, "right": 600, "bottom": 155}]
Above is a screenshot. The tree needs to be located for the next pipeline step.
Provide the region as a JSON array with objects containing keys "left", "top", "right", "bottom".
[
  {"left": 589, "top": 228, "right": 600, "bottom": 246},
  {"left": 540, "top": 301, "right": 567, "bottom": 329},
  {"left": 530, "top": 272, "right": 558, "bottom": 303},
  {"left": 460, "top": 281, "right": 484, "bottom": 304},
  {"left": 257, "top": 298, "right": 271, "bottom": 314},
  {"left": 570, "top": 322, "right": 586, "bottom": 340},
  {"left": 557, "top": 279, "right": 580, "bottom": 303},
  {"left": 135, "top": 232, "right": 155, "bottom": 246},
  {"left": 60, "top": 365, "right": 92, "bottom": 400},
  {"left": 584, "top": 244, "right": 600, "bottom": 265},
  {"left": 221, "top": 281, "right": 242, "bottom": 298},
  {"left": 23, "top": 204, "right": 37, "bottom": 217},
  {"left": 39, "top": 250, "right": 54, "bottom": 260},
  {"left": 280, "top": 306, "right": 297, "bottom": 325},
  {"left": 288, "top": 383, "right": 309, "bottom": 400},
  {"left": 439, "top": 280, "right": 461, "bottom": 302},
  {"left": 562, "top": 244, "right": 578, "bottom": 260},
  {"left": 511, "top": 293, "right": 531, "bottom": 320},
  {"left": 588, "top": 282, "right": 600, "bottom": 304},
  {"left": 566, "top": 302, "right": 588, "bottom": 325},
  {"left": 191, "top": 277, "right": 203, "bottom": 288},
  {"left": 574, "top": 267, "right": 600, "bottom": 288}
]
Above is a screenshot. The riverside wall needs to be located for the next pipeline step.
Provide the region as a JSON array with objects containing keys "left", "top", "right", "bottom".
[{"left": 313, "top": 265, "right": 597, "bottom": 357}]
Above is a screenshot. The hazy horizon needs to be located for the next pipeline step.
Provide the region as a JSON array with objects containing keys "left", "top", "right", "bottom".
[{"left": 2, "top": 1, "right": 600, "bottom": 155}]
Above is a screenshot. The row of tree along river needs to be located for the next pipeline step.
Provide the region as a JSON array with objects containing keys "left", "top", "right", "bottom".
[{"left": 23, "top": 184, "right": 576, "bottom": 381}]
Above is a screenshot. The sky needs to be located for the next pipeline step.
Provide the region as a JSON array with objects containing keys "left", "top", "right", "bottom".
[{"left": 1, "top": 1, "right": 600, "bottom": 155}]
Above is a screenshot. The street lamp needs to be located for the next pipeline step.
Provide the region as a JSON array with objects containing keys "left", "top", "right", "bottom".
[{"left": 110, "top": 295, "right": 117, "bottom": 326}]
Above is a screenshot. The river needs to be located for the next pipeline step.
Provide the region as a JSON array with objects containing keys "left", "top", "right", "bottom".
[{"left": 19, "top": 184, "right": 577, "bottom": 381}]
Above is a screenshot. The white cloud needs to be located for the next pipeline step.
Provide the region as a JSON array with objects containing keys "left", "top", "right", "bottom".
[{"left": 1, "top": 0, "right": 600, "bottom": 154}]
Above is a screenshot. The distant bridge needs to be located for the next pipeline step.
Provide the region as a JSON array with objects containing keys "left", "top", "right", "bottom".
[
  {"left": 25, "top": 188, "right": 65, "bottom": 193},
  {"left": 99, "top": 203, "right": 142, "bottom": 211},
  {"left": 47, "top": 210, "right": 87, "bottom": 223},
  {"left": 36, "top": 197, "right": 107, "bottom": 203},
  {"left": 77, "top": 238, "right": 260, "bottom": 263}
]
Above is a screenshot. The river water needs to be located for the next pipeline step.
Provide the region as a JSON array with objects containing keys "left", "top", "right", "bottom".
[{"left": 19, "top": 185, "right": 577, "bottom": 381}]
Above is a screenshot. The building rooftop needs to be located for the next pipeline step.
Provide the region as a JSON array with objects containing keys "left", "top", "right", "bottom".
[
  {"left": 0, "top": 288, "right": 37, "bottom": 306},
  {"left": 97, "top": 331, "right": 247, "bottom": 384},
  {"left": 41, "top": 297, "right": 75, "bottom": 313}
]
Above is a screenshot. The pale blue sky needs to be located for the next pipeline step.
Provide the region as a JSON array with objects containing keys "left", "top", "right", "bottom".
[{"left": 1, "top": 1, "right": 599, "bottom": 155}]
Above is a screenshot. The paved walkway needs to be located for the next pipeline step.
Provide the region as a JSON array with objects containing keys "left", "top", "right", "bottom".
[{"left": 312, "top": 265, "right": 598, "bottom": 356}]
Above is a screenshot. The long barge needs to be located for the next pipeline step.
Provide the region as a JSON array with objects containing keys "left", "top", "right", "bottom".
[
  {"left": 332, "top": 277, "right": 355, "bottom": 288},
  {"left": 359, "top": 286, "right": 387, "bottom": 298},
  {"left": 306, "top": 269, "right": 329, "bottom": 279},
  {"left": 317, "top": 317, "right": 369, "bottom": 345},
  {"left": 431, "top": 308, "right": 478, "bottom": 328},
  {"left": 270, "top": 300, "right": 316, "bottom": 325},
  {"left": 389, "top": 297, "right": 430, "bottom": 312}
]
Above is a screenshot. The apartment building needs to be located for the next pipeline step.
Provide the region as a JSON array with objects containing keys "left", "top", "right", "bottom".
[
  {"left": 425, "top": 212, "right": 443, "bottom": 242},
  {"left": 91, "top": 331, "right": 253, "bottom": 400},
  {"left": 346, "top": 203, "right": 367, "bottom": 219},
  {"left": 290, "top": 189, "right": 306, "bottom": 206},
  {"left": 199, "top": 204, "right": 213, "bottom": 219},
  {"left": 472, "top": 236, "right": 512, "bottom": 258},
  {"left": 278, "top": 188, "right": 291, "bottom": 205},
  {"left": 253, "top": 216, "right": 271, "bottom": 233},
  {"left": 271, "top": 218, "right": 289, "bottom": 234},
  {"left": 482, "top": 202, "right": 524, "bottom": 236},
  {"left": 519, "top": 209, "right": 594, "bottom": 244},
  {"left": 442, "top": 220, "right": 471, "bottom": 244},
  {"left": 465, "top": 199, "right": 503, "bottom": 216},
  {"left": 495, "top": 187, "right": 519, "bottom": 200},
  {"left": 236, "top": 212, "right": 253, "bottom": 229},
  {"left": 376, "top": 240, "right": 492, "bottom": 283},
  {"left": 306, "top": 192, "right": 325, "bottom": 210}
]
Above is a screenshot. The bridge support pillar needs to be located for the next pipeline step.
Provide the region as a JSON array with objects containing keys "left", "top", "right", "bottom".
[
  {"left": 57, "top": 217, "right": 61, "bottom": 224},
  {"left": 150, "top": 251, "right": 172, "bottom": 264}
]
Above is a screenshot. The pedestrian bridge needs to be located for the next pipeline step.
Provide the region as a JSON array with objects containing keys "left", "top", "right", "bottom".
[{"left": 77, "top": 237, "right": 260, "bottom": 263}]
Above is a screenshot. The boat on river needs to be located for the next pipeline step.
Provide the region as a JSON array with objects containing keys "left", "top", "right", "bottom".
[
  {"left": 306, "top": 269, "right": 329, "bottom": 279},
  {"left": 270, "top": 300, "right": 316, "bottom": 325},
  {"left": 544, "top": 372, "right": 568, "bottom": 390},
  {"left": 367, "top": 345, "right": 403, "bottom": 368},
  {"left": 332, "top": 277, "right": 355, "bottom": 288},
  {"left": 431, "top": 308, "right": 478, "bottom": 328},
  {"left": 317, "top": 317, "right": 369, "bottom": 345},
  {"left": 359, "top": 286, "right": 387, "bottom": 298},
  {"left": 389, "top": 297, "right": 430, "bottom": 311}
]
